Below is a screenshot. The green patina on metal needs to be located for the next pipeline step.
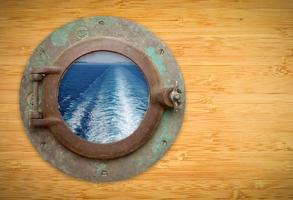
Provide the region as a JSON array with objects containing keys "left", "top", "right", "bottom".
[
  {"left": 50, "top": 23, "right": 74, "bottom": 47},
  {"left": 30, "top": 45, "right": 49, "bottom": 67},
  {"left": 85, "top": 17, "right": 99, "bottom": 27},
  {"left": 145, "top": 47, "right": 167, "bottom": 77},
  {"left": 151, "top": 137, "right": 167, "bottom": 159},
  {"left": 160, "top": 109, "right": 173, "bottom": 130},
  {"left": 50, "top": 17, "right": 114, "bottom": 47},
  {"left": 94, "top": 16, "right": 115, "bottom": 27},
  {"left": 20, "top": 16, "right": 184, "bottom": 182},
  {"left": 27, "top": 93, "right": 34, "bottom": 112},
  {"left": 96, "top": 163, "right": 107, "bottom": 175},
  {"left": 75, "top": 26, "right": 89, "bottom": 40}
]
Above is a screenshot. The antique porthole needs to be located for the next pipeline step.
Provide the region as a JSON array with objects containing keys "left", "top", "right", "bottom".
[{"left": 20, "top": 16, "right": 185, "bottom": 182}]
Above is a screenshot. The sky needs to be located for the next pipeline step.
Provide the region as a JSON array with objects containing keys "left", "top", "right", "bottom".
[{"left": 77, "top": 51, "right": 134, "bottom": 64}]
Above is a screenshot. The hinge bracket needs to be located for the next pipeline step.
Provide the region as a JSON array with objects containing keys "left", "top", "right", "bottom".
[{"left": 30, "top": 66, "right": 61, "bottom": 127}]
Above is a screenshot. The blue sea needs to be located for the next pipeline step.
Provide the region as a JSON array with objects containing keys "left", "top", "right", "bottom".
[{"left": 58, "top": 62, "right": 149, "bottom": 144}]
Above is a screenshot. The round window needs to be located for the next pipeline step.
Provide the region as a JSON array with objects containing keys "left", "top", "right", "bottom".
[
  {"left": 20, "top": 16, "right": 185, "bottom": 182},
  {"left": 58, "top": 51, "right": 149, "bottom": 144}
]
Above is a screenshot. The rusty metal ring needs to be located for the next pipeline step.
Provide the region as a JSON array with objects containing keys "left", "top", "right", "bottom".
[{"left": 40, "top": 37, "right": 164, "bottom": 159}]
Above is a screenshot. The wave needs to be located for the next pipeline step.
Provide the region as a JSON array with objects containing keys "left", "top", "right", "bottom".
[{"left": 59, "top": 64, "right": 149, "bottom": 144}]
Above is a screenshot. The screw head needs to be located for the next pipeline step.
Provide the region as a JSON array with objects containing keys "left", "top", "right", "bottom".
[{"left": 174, "top": 93, "right": 181, "bottom": 100}]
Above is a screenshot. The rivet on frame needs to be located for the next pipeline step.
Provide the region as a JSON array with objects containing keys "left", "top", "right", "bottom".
[{"left": 75, "top": 26, "right": 89, "bottom": 39}]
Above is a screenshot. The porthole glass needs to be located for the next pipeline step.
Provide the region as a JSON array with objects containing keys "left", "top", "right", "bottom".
[{"left": 58, "top": 51, "right": 149, "bottom": 144}]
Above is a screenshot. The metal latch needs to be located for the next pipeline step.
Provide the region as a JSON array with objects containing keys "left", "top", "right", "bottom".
[{"left": 156, "top": 81, "right": 183, "bottom": 111}]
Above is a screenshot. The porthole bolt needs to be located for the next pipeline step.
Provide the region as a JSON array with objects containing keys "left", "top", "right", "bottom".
[
  {"left": 155, "top": 81, "right": 183, "bottom": 111},
  {"left": 169, "top": 81, "right": 183, "bottom": 111}
]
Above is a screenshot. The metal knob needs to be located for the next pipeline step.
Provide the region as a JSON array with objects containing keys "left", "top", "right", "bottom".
[
  {"left": 155, "top": 81, "right": 183, "bottom": 111},
  {"left": 169, "top": 81, "right": 182, "bottom": 111}
]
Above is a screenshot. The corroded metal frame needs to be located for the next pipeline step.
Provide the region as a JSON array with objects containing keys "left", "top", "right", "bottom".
[
  {"left": 31, "top": 38, "right": 169, "bottom": 159},
  {"left": 20, "top": 16, "right": 185, "bottom": 182}
]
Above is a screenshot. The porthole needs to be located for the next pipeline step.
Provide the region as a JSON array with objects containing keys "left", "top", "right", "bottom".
[
  {"left": 20, "top": 16, "right": 185, "bottom": 182},
  {"left": 58, "top": 51, "right": 149, "bottom": 144}
]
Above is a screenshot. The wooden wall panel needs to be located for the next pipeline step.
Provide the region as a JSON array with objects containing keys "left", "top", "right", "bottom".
[{"left": 0, "top": 0, "right": 292, "bottom": 199}]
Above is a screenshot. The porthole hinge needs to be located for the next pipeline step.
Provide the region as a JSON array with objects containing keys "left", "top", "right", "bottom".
[{"left": 30, "top": 66, "right": 61, "bottom": 127}]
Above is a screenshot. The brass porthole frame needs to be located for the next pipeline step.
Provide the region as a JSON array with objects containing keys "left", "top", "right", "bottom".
[
  {"left": 20, "top": 16, "right": 185, "bottom": 182},
  {"left": 31, "top": 38, "right": 172, "bottom": 159}
]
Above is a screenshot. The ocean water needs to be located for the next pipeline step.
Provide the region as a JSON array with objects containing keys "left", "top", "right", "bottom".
[{"left": 58, "top": 62, "right": 149, "bottom": 144}]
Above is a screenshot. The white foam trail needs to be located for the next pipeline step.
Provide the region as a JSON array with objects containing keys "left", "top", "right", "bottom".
[
  {"left": 85, "top": 66, "right": 148, "bottom": 143},
  {"left": 62, "top": 68, "right": 109, "bottom": 133}
]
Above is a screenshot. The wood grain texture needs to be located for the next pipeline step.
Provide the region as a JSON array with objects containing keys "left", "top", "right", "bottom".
[{"left": 0, "top": 0, "right": 293, "bottom": 199}]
